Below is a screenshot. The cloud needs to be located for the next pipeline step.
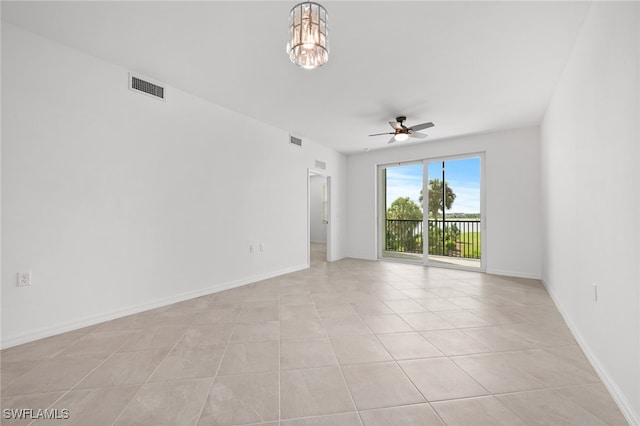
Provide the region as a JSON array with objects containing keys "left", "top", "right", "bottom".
[
  {"left": 445, "top": 178, "right": 480, "bottom": 213},
  {"left": 385, "top": 167, "right": 480, "bottom": 213},
  {"left": 385, "top": 167, "right": 423, "bottom": 207}
]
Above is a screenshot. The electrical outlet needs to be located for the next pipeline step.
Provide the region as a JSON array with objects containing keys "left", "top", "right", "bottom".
[
  {"left": 593, "top": 283, "right": 598, "bottom": 302},
  {"left": 17, "top": 272, "right": 31, "bottom": 287}
]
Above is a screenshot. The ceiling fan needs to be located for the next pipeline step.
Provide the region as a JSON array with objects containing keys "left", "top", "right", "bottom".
[{"left": 369, "top": 116, "right": 435, "bottom": 144}]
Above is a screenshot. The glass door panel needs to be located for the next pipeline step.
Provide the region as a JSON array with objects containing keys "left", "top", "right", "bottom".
[
  {"left": 425, "top": 157, "right": 482, "bottom": 269},
  {"left": 380, "top": 163, "right": 424, "bottom": 262}
]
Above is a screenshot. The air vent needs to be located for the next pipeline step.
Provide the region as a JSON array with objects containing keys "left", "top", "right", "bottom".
[
  {"left": 290, "top": 135, "right": 302, "bottom": 147},
  {"left": 129, "top": 73, "right": 165, "bottom": 100},
  {"left": 315, "top": 160, "right": 326, "bottom": 170}
]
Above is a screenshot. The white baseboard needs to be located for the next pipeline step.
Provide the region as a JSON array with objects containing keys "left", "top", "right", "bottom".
[
  {"left": 485, "top": 268, "right": 541, "bottom": 280},
  {"left": 0, "top": 264, "right": 308, "bottom": 350},
  {"left": 543, "top": 279, "right": 639, "bottom": 426}
]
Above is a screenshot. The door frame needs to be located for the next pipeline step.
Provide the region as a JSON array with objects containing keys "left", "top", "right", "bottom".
[
  {"left": 376, "top": 153, "right": 486, "bottom": 272},
  {"left": 307, "top": 169, "right": 331, "bottom": 265}
]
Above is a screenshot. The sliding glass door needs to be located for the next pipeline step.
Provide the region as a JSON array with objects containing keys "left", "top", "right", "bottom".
[{"left": 379, "top": 155, "right": 484, "bottom": 271}]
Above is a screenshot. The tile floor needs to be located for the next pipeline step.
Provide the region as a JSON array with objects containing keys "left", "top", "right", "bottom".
[{"left": 0, "top": 244, "right": 628, "bottom": 425}]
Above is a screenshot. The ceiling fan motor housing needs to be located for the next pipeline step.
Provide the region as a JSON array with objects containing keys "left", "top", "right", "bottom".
[{"left": 395, "top": 117, "right": 408, "bottom": 134}]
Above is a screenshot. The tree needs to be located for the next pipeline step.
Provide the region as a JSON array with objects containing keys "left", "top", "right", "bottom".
[
  {"left": 386, "top": 197, "right": 423, "bottom": 253},
  {"left": 419, "top": 179, "right": 456, "bottom": 219},
  {"left": 387, "top": 197, "right": 423, "bottom": 220}
]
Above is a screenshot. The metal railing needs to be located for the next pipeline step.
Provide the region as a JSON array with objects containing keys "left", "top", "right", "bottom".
[
  {"left": 385, "top": 219, "right": 481, "bottom": 259},
  {"left": 385, "top": 219, "right": 424, "bottom": 254}
]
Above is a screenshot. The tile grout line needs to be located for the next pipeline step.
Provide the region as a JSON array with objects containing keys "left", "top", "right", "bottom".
[
  {"left": 102, "top": 303, "right": 214, "bottom": 425},
  {"left": 3, "top": 256, "right": 622, "bottom": 425},
  {"left": 349, "top": 297, "right": 431, "bottom": 410},
  {"left": 0, "top": 331, "right": 91, "bottom": 393},
  {"left": 312, "top": 298, "right": 364, "bottom": 426},
  {"left": 26, "top": 354, "right": 117, "bottom": 426},
  {"left": 108, "top": 322, "right": 194, "bottom": 425},
  {"left": 401, "top": 289, "right": 496, "bottom": 406},
  {"left": 24, "top": 330, "right": 141, "bottom": 426},
  {"left": 192, "top": 297, "right": 248, "bottom": 425},
  {"left": 410, "top": 274, "right": 490, "bottom": 425},
  {"left": 369, "top": 276, "right": 490, "bottom": 425},
  {"left": 403, "top": 275, "right": 602, "bottom": 422}
]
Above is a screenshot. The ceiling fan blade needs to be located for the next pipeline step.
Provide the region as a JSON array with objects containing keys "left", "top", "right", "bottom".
[
  {"left": 410, "top": 122, "right": 435, "bottom": 131},
  {"left": 389, "top": 121, "right": 402, "bottom": 130},
  {"left": 388, "top": 136, "right": 396, "bottom": 144},
  {"left": 369, "top": 132, "right": 393, "bottom": 137},
  {"left": 410, "top": 132, "right": 428, "bottom": 139}
]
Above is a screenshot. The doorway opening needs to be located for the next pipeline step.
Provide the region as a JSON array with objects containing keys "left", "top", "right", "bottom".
[{"left": 308, "top": 170, "right": 330, "bottom": 265}]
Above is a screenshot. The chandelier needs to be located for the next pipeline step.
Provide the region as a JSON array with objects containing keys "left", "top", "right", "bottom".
[{"left": 287, "top": 2, "right": 329, "bottom": 69}]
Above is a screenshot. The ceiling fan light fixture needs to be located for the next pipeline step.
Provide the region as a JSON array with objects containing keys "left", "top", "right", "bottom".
[
  {"left": 394, "top": 133, "right": 409, "bottom": 142},
  {"left": 287, "top": 1, "right": 329, "bottom": 69}
]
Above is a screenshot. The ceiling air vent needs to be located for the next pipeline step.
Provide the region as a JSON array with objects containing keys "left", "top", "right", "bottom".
[
  {"left": 290, "top": 135, "right": 302, "bottom": 147},
  {"left": 129, "top": 73, "right": 165, "bottom": 100},
  {"left": 315, "top": 160, "right": 326, "bottom": 170}
]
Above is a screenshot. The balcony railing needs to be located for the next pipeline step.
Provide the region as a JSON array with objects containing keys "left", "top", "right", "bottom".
[{"left": 385, "top": 219, "right": 481, "bottom": 259}]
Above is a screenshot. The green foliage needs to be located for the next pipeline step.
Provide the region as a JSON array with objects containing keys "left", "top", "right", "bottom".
[
  {"left": 385, "top": 197, "right": 423, "bottom": 253},
  {"left": 419, "top": 179, "right": 456, "bottom": 219},
  {"left": 386, "top": 218, "right": 482, "bottom": 259},
  {"left": 385, "top": 192, "right": 482, "bottom": 260},
  {"left": 386, "top": 197, "right": 423, "bottom": 220},
  {"left": 427, "top": 223, "right": 481, "bottom": 258},
  {"left": 457, "top": 231, "right": 482, "bottom": 258}
]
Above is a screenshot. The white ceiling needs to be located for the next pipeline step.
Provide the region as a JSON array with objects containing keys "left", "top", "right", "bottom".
[{"left": 2, "top": 1, "right": 590, "bottom": 154}]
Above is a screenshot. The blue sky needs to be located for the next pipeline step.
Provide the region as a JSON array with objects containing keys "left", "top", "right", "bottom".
[{"left": 386, "top": 157, "right": 480, "bottom": 213}]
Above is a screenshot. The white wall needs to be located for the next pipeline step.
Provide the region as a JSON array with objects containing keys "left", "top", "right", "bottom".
[
  {"left": 1, "top": 24, "right": 347, "bottom": 348},
  {"left": 347, "top": 127, "right": 542, "bottom": 279},
  {"left": 309, "top": 175, "right": 327, "bottom": 243},
  {"left": 540, "top": 2, "right": 639, "bottom": 422}
]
